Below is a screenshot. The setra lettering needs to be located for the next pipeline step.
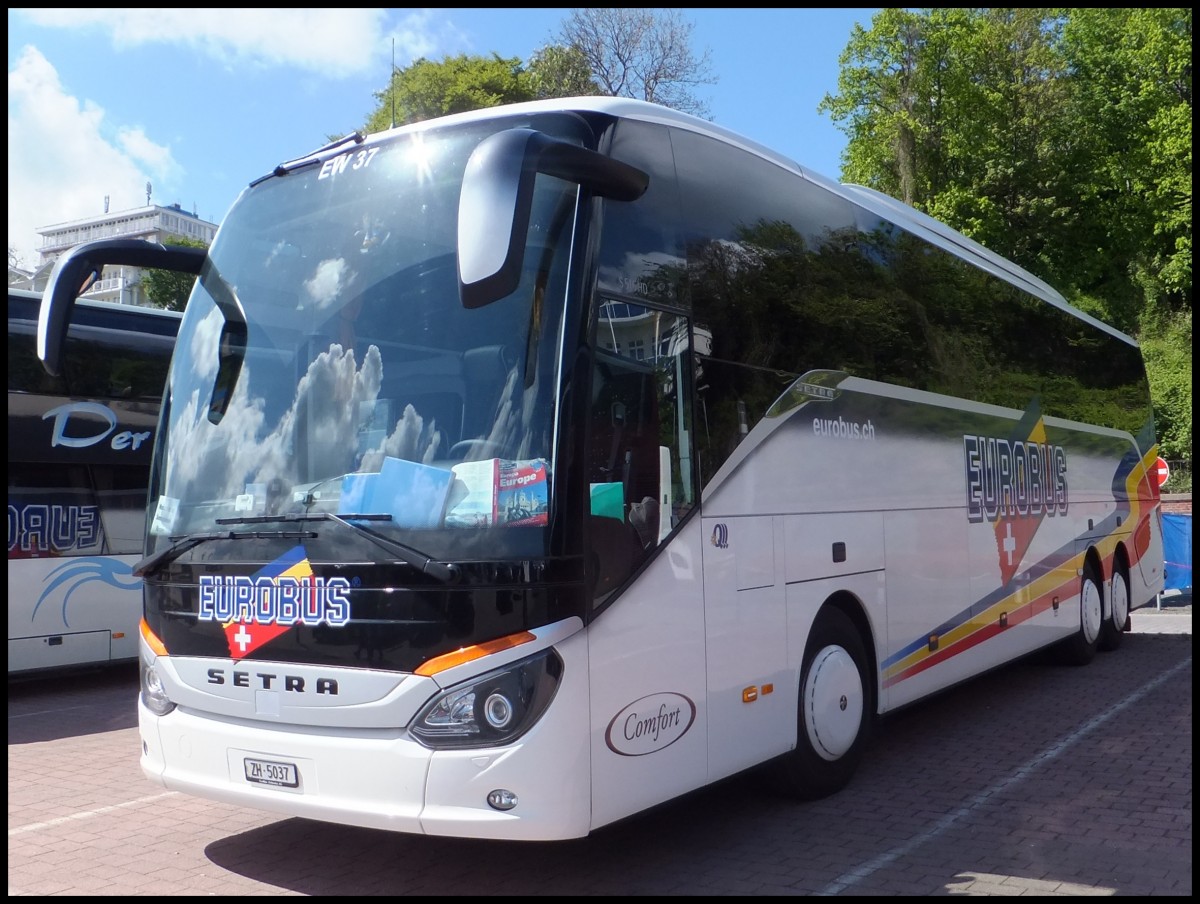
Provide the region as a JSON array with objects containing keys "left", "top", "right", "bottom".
[{"left": 205, "top": 668, "right": 339, "bottom": 695}]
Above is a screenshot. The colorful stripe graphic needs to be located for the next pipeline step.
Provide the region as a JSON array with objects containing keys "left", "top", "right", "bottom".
[{"left": 884, "top": 444, "right": 1159, "bottom": 689}]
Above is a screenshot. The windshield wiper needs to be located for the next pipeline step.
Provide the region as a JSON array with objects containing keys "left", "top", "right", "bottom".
[
  {"left": 133, "top": 528, "right": 319, "bottom": 578},
  {"left": 216, "top": 512, "right": 461, "bottom": 584}
]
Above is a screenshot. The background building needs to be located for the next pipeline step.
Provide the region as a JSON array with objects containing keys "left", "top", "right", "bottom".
[{"left": 11, "top": 202, "right": 217, "bottom": 306}]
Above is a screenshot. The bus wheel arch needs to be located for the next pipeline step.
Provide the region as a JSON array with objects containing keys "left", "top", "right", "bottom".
[
  {"left": 1099, "top": 546, "right": 1131, "bottom": 652},
  {"left": 767, "top": 597, "right": 874, "bottom": 800}
]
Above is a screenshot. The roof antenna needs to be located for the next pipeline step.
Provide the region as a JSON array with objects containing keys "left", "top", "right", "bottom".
[{"left": 390, "top": 38, "right": 396, "bottom": 129}]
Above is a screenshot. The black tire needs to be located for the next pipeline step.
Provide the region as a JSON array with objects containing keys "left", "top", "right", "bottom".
[
  {"left": 1098, "top": 562, "right": 1130, "bottom": 652},
  {"left": 1055, "top": 561, "right": 1103, "bottom": 666},
  {"left": 767, "top": 607, "right": 871, "bottom": 801}
]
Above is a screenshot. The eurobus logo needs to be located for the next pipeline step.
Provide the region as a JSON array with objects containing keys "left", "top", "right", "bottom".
[
  {"left": 196, "top": 546, "right": 350, "bottom": 659},
  {"left": 962, "top": 407, "right": 1069, "bottom": 585}
]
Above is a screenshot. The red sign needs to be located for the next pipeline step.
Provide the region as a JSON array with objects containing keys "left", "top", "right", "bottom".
[{"left": 1154, "top": 457, "right": 1171, "bottom": 488}]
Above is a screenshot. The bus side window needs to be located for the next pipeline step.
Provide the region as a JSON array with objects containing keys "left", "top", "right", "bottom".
[
  {"left": 588, "top": 351, "right": 646, "bottom": 595},
  {"left": 587, "top": 302, "right": 700, "bottom": 601}
]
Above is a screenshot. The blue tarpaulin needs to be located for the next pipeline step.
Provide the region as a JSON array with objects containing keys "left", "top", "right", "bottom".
[{"left": 1162, "top": 513, "right": 1192, "bottom": 591}]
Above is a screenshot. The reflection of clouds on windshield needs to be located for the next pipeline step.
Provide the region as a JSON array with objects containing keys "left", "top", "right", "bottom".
[
  {"left": 304, "top": 257, "right": 354, "bottom": 312},
  {"left": 165, "top": 344, "right": 368, "bottom": 499},
  {"left": 293, "top": 344, "right": 383, "bottom": 478},
  {"left": 363, "top": 404, "right": 443, "bottom": 469},
  {"left": 482, "top": 367, "right": 545, "bottom": 461},
  {"left": 188, "top": 307, "right": 223, "bottom": 382},
  {"left": 165, "top": 339, "right": 448, "bottom": 508},
  {"left": 167, "top": 355, "right": 270, "bottom": 500}
]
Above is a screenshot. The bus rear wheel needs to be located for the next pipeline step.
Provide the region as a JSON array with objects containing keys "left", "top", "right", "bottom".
[
  {"left": 1098, "top": 563, "right": 1130, "bottom": 652},
  {"left": 1056, "top": 561, "right": 1103, "bottom": 666},
  {"left": 768, "top": 607, "right": 870, "bottom": 801}
]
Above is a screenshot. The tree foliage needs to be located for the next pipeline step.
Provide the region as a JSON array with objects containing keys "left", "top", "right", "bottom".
[
  {"left": 526, "top": 44, "right": 601, "bottom": 99},
  {"left": 366, "top": 54, "right": 533, "bottom": 133},
  {"left": 142, "top": 236, "right": 206, "bottom": 311},
  {"left": 1061, "top": 8, "right": 1192, "bottom": 317},
  {"left": 364, "top": 9, "right": 715, "bottom": 136},
  {"left": 1139, "top": 309, "right": 1193, "bottom": 460},
  {"left": 820, "top": 7, "right": 1192, "bottom": 461}
]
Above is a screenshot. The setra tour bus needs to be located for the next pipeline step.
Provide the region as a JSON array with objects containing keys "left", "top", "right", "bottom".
[
  {"left": 9, "top": 287, "right": 179, "bottom": 674},
  {"left": 37, "top": 97, "right": 1164, "bottom": 840}
]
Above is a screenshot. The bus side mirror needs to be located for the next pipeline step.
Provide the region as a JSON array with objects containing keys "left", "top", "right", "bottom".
[
  {"left": 38, "top": 239, "right": 205, "bottom": 376},
  {"left": 457, "top": 128, "right": 648, "bottom": 310}
]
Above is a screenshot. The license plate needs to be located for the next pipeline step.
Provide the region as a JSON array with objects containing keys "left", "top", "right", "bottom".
[{"left": 243, "top": 757, "right": 299, "bottom": 788}]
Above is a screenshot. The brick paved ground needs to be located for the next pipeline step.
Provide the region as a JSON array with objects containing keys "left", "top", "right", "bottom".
[{"left": 8, "top": 604, "right": 1191, "bottom": 896}]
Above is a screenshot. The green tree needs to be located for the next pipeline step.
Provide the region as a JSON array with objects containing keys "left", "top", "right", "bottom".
[
  {"left": 1139, "top": 309, "right": 1193, "bottom": 461},
  {"left": 820, "top": 9, "right": 1078, "bottom": 278},
  {"left": 366, "top": 53, "right": 533, "bottom": 133},
  {"left": 142, "top": 237, "right": 206, "bottom": 311},
  {"left": 1060, "top": 8, "right": 1192, "bottom": 316},
  {"left": 820, "top": 7, "right": 1191, "bottom": 463},
  {"left": 817, "top": 7, "right": 941, "bottom": 206},
  {"left": 526, "top": 44, "right": 601, "bottom": 99},
  {"left": 1060, "top": 9, "right": 1192, "bottom": 462},
  {"left": 364, "top": 10, "right": 717, "bottom": 135}
]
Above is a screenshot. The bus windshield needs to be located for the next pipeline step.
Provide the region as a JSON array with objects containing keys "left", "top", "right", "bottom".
[{"left": 148, "top": 115, "right": 587, "bottom": 560}]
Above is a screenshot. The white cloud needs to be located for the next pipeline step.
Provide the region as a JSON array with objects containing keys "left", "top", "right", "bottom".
[
  {"left": 7, "top": 45, "right": 180, "bottom": 267},
  {"left": 117, "top": 126, "right": 180, "bottom": 175},
  {"left": 11, "top": 8, "right": 432, "bottom": 77},
  {"left": 6, "top": 10, "right": 455, "bottom": 267}
]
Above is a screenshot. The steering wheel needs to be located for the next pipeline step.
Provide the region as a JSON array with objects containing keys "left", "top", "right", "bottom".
[{"left": 449, "top": 439, "right": 505, "bottom": 460}]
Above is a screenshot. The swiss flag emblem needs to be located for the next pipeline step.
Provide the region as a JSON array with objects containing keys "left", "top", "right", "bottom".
[
  {"left": 994, "top": 516, "right": 1040, "bottom": 586},
  {"left": 992, "top": 410, "right": 1050, "bottom": 586},
  {"left": 224, "top": 619, "right": 292, "bottom": 659}
]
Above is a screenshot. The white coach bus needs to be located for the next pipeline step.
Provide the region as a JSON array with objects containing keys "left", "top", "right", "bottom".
[
  {"left": 9, "top": 288, "right": 179, "bottom": 674},
  {"left": 37, "top": 97, "right": 1163, "bottom": 839}
]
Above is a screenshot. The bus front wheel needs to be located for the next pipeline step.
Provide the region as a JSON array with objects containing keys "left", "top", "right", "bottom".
[{"left": 768, "top": 607, "right": 870, "bottom": 801}]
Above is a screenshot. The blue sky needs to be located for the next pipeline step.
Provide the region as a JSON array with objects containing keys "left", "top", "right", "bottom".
[{"left": 8, "top": 8, "right": 879, "bottom": 267}]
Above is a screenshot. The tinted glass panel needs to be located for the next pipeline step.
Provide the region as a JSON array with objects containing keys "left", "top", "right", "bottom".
[
  {"left": 8, "top": 463, "right": 148, "bottom": 557},
  {"left": 667, "top": 128, "right": 1153, "bottom": 486}
]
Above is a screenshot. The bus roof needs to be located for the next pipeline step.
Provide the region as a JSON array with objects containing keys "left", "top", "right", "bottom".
[{"left": 10, "top": 289, "right": 182, "bottom": 337}]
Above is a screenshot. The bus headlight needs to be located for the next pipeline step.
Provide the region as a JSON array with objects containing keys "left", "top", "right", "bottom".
[
  {"left": 140, "top": 659, "right": 176, "bottom": 716},
  {"left": 410, "top": 648, "right": 562, "bottom": 748}
]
